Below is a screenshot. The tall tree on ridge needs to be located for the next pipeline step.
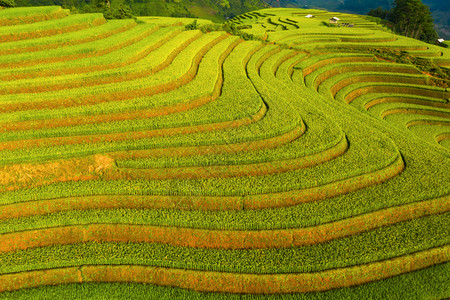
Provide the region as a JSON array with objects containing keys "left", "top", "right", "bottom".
[{"left": 391, "top": 0, "right": 438, "bottom": 42}]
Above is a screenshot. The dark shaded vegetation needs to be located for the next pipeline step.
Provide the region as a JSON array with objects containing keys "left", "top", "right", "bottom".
[
  {"left": 368, "top": 0, "right": 438, "bottom": 44},
  {"left": 368, "top": 48, "right": 449, "bottom": 83},
  {"left": 185, "top": 19, "right": 256, "bottom": 40},
  {"left": 0, "top": 0, "right": 15, "bottom": 7},
  {"left": 13, "top": 0, "right": 266, "bottom": 21},
  {"left": 75, "top": 0, "right": 132, "bottom": 19}
]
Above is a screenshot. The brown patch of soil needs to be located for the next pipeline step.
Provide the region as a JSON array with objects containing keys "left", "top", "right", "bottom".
[{"left": 0, "top": 154, "right": 115, "bottom": 191}]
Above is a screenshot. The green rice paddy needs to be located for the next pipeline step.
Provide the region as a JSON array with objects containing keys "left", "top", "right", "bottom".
[{"left": 0, "top": 5, "right": 448, "bottom": 299}]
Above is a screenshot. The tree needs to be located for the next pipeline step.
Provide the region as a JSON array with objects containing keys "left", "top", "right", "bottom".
[
  {"left": 93, "top": 0, "right": 108, "bottom": 10},
  {"left": 391, "top": 0, "right": 438, "bottom": 43},
  {"left": 368, "top": 6, "right": 390, "bottom": 19},
  {"left": 0, "top": 0, "right": 15, "bottom": 7}
]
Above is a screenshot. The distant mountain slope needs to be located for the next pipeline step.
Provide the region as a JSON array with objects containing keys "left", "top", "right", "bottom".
[
  {"left": 264, "top": 0, "right": 449, "bottom": 39},
  {"left": 14, "top": 0, "right": 267, "bottom": 21}
]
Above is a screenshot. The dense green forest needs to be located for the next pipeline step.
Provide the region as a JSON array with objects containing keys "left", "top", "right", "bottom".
[{"left": 12, "top": 0, "right": 267, "bottom": 21}]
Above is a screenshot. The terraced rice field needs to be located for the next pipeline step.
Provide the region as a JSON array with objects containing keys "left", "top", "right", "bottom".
[{"left": 0, "top": 6, "right": 449, "bottom": 299}]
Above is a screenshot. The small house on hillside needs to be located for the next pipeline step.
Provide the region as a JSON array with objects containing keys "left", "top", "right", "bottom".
[
  {"left": 436, "top": 39, "right": 447, "bottom": 48},
  {"left": 305, "top": 14, "right": 314, "bottom": 18},
  {"left": 329, "top": 17, "right": 340, "bottom": 24}
]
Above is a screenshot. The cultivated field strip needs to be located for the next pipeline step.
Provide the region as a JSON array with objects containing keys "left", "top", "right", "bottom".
[
  {"left": 0, "top": 34, "right": 238, "bottom": 133},
  {"left": 0, "top": 23, "right": 160, "bottom": 68},
  {"left": 279, "top": 26, "right": 450, "bottom": 152},
  {"left": 0, "top": 20, "right": 137, "bottom": 56},
  {"left": 0, "top": 7, "right": 449, "bottom": 298},
  {"left": 0, "top": 32, "right": 225, "bottom": 113},
  {"left": 0, "top": 13, "right": 106, "bottom": 43},
  {"left": 0, "top": 6, "right": 67, "bottom": 26},
  {"left": 0, "top": 244, "right": 448, "bottom": 293},
  {"left": 0, "top": 26, "right": 183, "bottom": 80}
]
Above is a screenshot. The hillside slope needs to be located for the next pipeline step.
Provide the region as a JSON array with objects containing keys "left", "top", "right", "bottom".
[
  {"left": 264, "top": 0, "right": 450, "bottom": 39},
  {"left": 0, "top": 6, "right": 448, "bottom": 299}
]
